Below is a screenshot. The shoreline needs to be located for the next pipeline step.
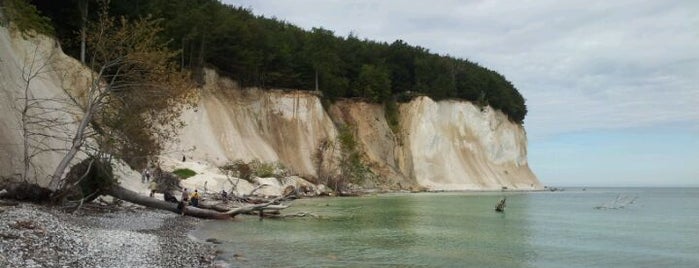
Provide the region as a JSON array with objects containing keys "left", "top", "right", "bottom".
[
  {"left": 0, "top": 201, "right": 217, "bottom": 267},
  {"left": 1, "top": 189, "right": 553, "bottom": 267}
]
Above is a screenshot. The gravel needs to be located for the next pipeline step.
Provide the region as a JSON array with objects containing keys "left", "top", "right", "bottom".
[{"left": 0, "top": 202, "right": 217, "bottom": 268}]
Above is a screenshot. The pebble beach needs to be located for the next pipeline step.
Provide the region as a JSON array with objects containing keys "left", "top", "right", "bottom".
[{"left": 0, "top": 202, "right": 218, "bottom": 267}]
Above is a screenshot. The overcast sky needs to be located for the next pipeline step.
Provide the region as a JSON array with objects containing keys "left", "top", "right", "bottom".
[{"left": 224, "top": 0, "right": 699, "bottom": 187}]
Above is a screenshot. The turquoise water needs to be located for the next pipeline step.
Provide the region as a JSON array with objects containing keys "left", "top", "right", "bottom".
[{"left": 191, "top": 188, "right": 699, "bottom": 267}]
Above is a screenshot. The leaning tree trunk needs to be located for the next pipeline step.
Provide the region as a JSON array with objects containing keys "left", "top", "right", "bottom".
[
  {"left": 48, "top": 95, "right": 95, "bottom": 191},
  {"left": 105, "top": 185, "right": 285, "bottom": 219}
]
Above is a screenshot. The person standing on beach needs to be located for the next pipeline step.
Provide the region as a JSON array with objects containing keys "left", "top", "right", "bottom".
[
  {"left": 180, "top": 188, "right": 189, "bottom": 215},
  {"left": 190, "top": 189, "right": 200, "bottom": 207},
  {"left": 181, "top": 188, "right": 189, "bottom": 203},
  {"left": 149, "top": 181, "right": 157, "bottom": 197}
]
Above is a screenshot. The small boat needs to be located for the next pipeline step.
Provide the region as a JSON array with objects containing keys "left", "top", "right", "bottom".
[{"left": 495, "top": 197, "right": 506, "bottom": 212}]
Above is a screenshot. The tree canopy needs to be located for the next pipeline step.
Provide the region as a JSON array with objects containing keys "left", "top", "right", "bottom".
[{"left": 31, "top": 0, "right": 527, "bottom": 123}]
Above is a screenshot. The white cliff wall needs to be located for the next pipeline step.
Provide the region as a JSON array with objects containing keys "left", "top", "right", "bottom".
[
  {"left": 329, "top": 97, "right": 540, "bottom": 190},
  {"left": 166, "top": 70, "right": 338, "bottom": 179},
  {"left": 399, "top": 97, "right": 539, "bottom": 190},
  {"left": 0, "top": 27, "right": 91, "bottom": 186},
  {"left": 171, "top": 70, "right": 540, "bottom": 190}
]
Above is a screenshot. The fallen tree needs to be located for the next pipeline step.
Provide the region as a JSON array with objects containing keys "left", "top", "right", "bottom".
[
  {"left": 0, "top": 181, "right": 291, "bottom": 220},
  {"left": 0, "top": 4, "right": 291, "bottom": 219},
  {"left": 106, "top": 185, "right": 288, "bottom": 219},
  {"left": 197, "top": 200, "right": 289, "bottom": 214},
  {"left": 1, "top": 156, "right": 292, "bottom": 220}
]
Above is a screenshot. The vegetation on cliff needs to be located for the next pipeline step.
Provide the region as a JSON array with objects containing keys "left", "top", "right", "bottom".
[
  {"left": 2, "top": 0, "right": 351, "bottom": 215},
  {"left": 1, "top": 1, "right": 197, "bottom": 204},
  {"left": 2, "top": 0, "right": 535, "bottom": 201},
  {"left": 30, "top": 0, "right": 528, "bottom": 123},
  {"left": 1, "top": 0, "right": 54, "bottom": 37}
]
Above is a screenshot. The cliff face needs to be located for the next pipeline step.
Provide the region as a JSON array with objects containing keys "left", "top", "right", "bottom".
[
  {"left": 172, "top": 71, "right": 541, "bottom": 191},
  {"left": 167, "top": 70, "right": 339, "bottom": 178},
  {"left": 398, "top": 97, "right": 538, "bottom": 190},
  {"left": 1, "top": 27, "right": 540, "bottom": 191},
  {"left": 328, "top": 98, "right": 539, "bottom": 190},
  {"left": 0, "top": 27, "right": 90, "bottom": 186}
]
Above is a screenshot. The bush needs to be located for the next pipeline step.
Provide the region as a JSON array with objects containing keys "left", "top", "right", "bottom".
[
  {"left": 172, "top": 168, "right": 196, "bottom": 179},
  {"left": 335, "top": 125, "right": 373, "bottom": 191},
  {"left": 249, "top": 159, "right": 278, "bottom": 178},
  {"left": 219, "top": 160, "right": 253, "bottom": 183},
  {"left": 220, "top": 159, "right": 287, "bottom": 183},
  {"left": 153, "top": 171, "right": 181, "bottom": 193},
  {"left": 255, "top": 164, "right": 275, "bottom": 178}
]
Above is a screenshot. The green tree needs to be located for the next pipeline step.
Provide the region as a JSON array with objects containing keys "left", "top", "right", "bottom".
[
  {"left": 305, "top": 27, "right": 347, "bottom": 98},
  {"left": 32, "top": 0, "right": 529, "bottom": 123},
  {"left": 386, "top": 40, "right": 416, "bottom": 94},
  {"left": 355, "top": 64, "right": 391, "bottom": 102}
]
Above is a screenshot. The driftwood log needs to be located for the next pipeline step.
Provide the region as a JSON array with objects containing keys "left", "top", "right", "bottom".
[
  {"left": 105, "top": 185, "right": 288, "bottom": 219},
  {"left": 495, "top": 197, "right": 506, "bottom": 212},
  {"left": 196, "top": 201, "right": 288, "bottom": 213}
]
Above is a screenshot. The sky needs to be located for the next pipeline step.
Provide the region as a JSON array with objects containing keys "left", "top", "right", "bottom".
[{"left": 224, "top": 0, "right": 699, "bottom": 187}]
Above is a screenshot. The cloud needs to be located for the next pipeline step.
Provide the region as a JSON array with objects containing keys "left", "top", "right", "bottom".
[{"left": 226, "top": 0, "right": 699, "bottom": 140}]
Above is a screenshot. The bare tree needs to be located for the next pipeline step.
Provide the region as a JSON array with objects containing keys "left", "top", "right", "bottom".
[
  {"left": 18, "top": 43, "right": 54, "bottom": 183},
  {"left": 0, "top": 32, "right": 91, "bottom": 202},
  {"left": 48, "top": 5, "right": 196, "bottom": 192},
  {"left": 12, "top": 40, "right": 79, "bottom": 185}
]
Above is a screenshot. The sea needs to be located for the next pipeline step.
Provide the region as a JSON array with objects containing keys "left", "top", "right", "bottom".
[{"left": 191, "top": 188, "right": 699, "bottom": 267}]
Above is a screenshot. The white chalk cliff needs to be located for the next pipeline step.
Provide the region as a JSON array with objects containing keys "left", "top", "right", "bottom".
[
  {"left": 171, "top": 70, "right": 541, "bottom": 191},
  {"left": 0, "top": 26, "right": 91, "bottom": 185},
  {"left": 1, "top": 26, "right": 541, "bottom": 191}
]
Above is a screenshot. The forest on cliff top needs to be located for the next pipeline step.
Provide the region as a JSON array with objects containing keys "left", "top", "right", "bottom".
[{"left": 28, "top": 0, "right": 527, "bottom": 123}]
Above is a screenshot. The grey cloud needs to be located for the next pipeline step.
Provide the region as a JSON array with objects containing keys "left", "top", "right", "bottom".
[{"left": 226, "top": 0, "right": 699, "bottom": 139}]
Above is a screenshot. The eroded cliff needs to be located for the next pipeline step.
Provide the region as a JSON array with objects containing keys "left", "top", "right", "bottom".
[
  {"left": 1, "top": 26, "right": 540, "bottom": 191},
  {"left": 398, "top": 97, "right": 538, "bottom": 190},
  {"left": 0, "top": 27, "right": 91, "bottom": 186},
  {"left": 171, "top": 70, "right": 541, "bottom": 191}
]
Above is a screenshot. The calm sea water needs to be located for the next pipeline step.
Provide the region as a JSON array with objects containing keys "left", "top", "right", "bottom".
[{"left": 191, "top": 188, "right": 699, "bottom": 267}]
